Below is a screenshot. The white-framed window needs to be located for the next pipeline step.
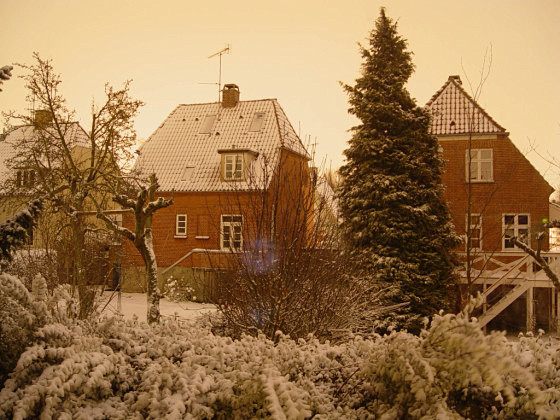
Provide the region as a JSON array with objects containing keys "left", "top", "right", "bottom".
[
  {"left": 224, "top": 154, "right": 243, "bottom": 180},
  {"left": 175, "top": 214, "right": 187, "bottom": 237},
  {"left": 221, "top": 215, "right": 242, "bottom": 251},
  {"left": 466, "top": 213, "right": 482, "bottom": 250},
  {"left": 503, "top": 213, "right": 529, "bottom": 249},
  {"left": 465, "top": 148, "right": 493, "bottom": 182}
]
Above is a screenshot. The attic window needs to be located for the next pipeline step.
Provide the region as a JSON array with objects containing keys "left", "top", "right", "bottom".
[
  {"left": 249, "top": 112, "right": 265, "bottom": 132},
  {"left": 199, "top": 114, "right": 216, "bottom": 134},
  {"left": 181, "top": 166, "right": 195, "bottom": 182}
]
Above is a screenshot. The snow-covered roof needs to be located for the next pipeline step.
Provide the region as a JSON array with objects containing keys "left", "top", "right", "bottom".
[
  {"left": 0, "top": 123, "right": 89, "bottom": 183},
  {"left": 135, "top": 99, "right": 310, "bottom": 192},
  {"left": 426, "top": 75, "right": 507, "bottom": 136}
]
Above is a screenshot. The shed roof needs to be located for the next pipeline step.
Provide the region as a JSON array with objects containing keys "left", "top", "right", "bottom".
[{"left": 135, "top": 99, "right": 310, "bottom": 192}]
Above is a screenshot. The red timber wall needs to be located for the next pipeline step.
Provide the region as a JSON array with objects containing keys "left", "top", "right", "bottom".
[{"left": 439, "top": 133, "right": 553, "bottom": 255}]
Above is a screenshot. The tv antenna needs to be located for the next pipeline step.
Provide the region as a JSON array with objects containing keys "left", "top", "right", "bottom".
[{"left": 200, "top": 45, "right": 230, "bottom": 103}]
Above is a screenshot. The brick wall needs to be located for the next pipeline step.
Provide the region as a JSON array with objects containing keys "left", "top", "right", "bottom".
[
  {"left": 439, "top": 134, "right": 554, "bottom": 253},
  {"left": 121, "top": 149, "right": 312, "bottom": 273}
]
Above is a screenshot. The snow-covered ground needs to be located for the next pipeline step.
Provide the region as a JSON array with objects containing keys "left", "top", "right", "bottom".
[{"left": 98, "top": 292, "right": 217, "bottom": 322}]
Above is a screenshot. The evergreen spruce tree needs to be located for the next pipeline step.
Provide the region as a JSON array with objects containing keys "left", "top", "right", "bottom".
[{"left": 338, "top": 8, "right": 460, "bottom": 332}]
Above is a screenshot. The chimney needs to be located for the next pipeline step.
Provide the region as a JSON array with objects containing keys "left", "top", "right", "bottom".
[
  {"left": 449, "top": 75, "right": 462, "bottom": 85},
  {"left": 221, "top": 84, "right": 240, "bottom": 108},
  {"left": 33, "top": 109, "right": 53, "bottom": 128}
]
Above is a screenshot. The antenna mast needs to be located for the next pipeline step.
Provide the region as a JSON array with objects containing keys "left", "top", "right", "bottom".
[{"left": 208, "top": 45, "right": 230, "bottom": 102}]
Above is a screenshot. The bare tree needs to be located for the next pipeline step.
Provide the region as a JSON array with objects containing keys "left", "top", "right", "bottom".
[
  {"left": 210, "top": 152, "right": 377, "bottom": 341},
  {"left": 2, "top": 53, "right": 143, "bottom": 318},
  {"left": 97, "top": 174, "right": 173, "bottom": 324}
]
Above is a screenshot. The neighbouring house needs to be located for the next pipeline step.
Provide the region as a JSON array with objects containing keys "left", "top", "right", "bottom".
[
  {"left": 426, "top": 75, "right": 559, "bottom": 332},
  {"left": 123, "top": 84, "right": 312, "bottom": 298},
  {"left": 0, "top": 115, "right": 122, "bottom": 288}
]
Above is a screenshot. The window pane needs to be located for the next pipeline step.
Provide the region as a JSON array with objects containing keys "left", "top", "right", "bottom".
[
  {"left": 480, "top": 162, "right": 492, "bottom": 180},
  {"left": 518, "top": 229, "right": 529, "bottom": 244},
  {"left": 200, "top": 115, "right": 216, "bottom": 134},
  {"left": 480, "top": 149, "right": 492, "bottom": 159},
  {"left": 504, "top": 215, "right": 515, "bottom": 225},
  {"left": 249, "top": 112, "right": 265, "bottom": 132},
  {"left": 518, "top": 215, "right": 528, "bottom": 225}
]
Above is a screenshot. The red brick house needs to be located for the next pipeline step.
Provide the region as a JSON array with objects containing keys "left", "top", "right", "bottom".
[
  {"left": 427, "top": 75, "right": 559, "bottom": 332},
  {"left": 122, "top": 85, "right": 312, "bottom": 297}
]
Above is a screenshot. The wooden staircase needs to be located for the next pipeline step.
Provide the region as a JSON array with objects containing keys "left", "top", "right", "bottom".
[{"left": 477, "top": 282, "right": 530, "bottom": 328}]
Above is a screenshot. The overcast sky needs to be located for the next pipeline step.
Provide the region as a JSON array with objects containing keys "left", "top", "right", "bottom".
[{"left": 1, "top": 0, "right": 559, "bottom": 192}]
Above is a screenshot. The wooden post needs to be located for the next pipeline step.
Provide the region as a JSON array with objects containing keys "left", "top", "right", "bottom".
[{"left": 526, "top": 285, "right": 534, "bottom": 333}]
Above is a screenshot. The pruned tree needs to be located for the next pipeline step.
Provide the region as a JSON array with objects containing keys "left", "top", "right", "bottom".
[
  {"left": 337, "top": 8, "right": 460, "bottom": 333},
  {"left": 97, "top": 174, "right": 173, "bottom": 324},
  {"left": 2, "top": 53, "right": 143, "bottom": 318}
]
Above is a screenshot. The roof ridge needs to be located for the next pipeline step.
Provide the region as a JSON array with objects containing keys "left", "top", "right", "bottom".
[{"left": 176, "top": 98, "right": 279, "bottom": 107}]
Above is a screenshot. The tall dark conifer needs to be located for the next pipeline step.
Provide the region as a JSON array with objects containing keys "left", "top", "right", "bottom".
[{"left": 338, "top": 8, "right": 460, "bottom": 332}]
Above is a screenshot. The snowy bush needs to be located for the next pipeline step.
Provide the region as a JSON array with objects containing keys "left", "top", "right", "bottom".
[
  {"left": 1, "top": 285, "right": 560, "bottom": 419},
  {"left": 5, "top": 248, "right": 59, "bottom": 292},
  {"left": 0, "top": 273, "right": 49, "bottom": 387},
  {"left": 163, "top": 276, "right": 196, "bottom": 302}
]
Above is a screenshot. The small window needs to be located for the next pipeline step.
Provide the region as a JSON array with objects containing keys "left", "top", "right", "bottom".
[
  {"left": 16, "top": 169, "right": 36, "bottom": 188},
  {"left": 175, "top": 214, "right": 187, "bottom": 237},
  {"left": 199, "top": 114, "right": 216, "bottom": 134},
  {"left": 466, "top": 214, "right": 482, "bottom": 250},
  {"left": 181, "top": 166, "right": 195, "bottom": 182},
  {"left": 221, "top": 215, "right": 243, "bottom": 251},
  {"left": 466, "top": 149, "right": 493, "bottom": 182},
  {"left": 503, "top": 213, "right": 529, "bottom": 249},
  {"left": 224, "top": 154, "right": 243, "bottom": 180},
  {"left": 249, "top": 112, "right": 265, "bottom": 132}
]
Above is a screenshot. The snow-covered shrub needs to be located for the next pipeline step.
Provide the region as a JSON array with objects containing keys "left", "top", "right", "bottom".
[
  {"left": 163, "top": 276, "right": 196, "bottom": 302},
  {"left": 0, "top": 273, "right": 49, "bottom": 387},
  {"left": 2, "top": 293, "right": 560, "bottom": 419},
  {"left": 355, "top": 301, "right": 552, "bottom": 419},
  {"left": 5, "top": 248, "right": 58, "bottom": 292}
]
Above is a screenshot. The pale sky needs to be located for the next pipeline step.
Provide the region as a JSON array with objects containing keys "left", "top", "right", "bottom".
[{"left": 1, "top": 0, "right": 559, "bottom": 192}]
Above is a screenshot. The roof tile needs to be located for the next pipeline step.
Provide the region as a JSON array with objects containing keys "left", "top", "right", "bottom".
[{"left": 135, "top": 99, "right": 309, "bottom": 192}]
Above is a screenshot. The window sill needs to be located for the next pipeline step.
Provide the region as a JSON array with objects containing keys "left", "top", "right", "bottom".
[
  {"left": 465, "top": 180, "right": 494, "bottom": 184},
  {"left": 174, "top": 235, "right": 187, "bottom": 239},
  {"left": 195, "top": 235, "right": 210, "bottom": 240}
]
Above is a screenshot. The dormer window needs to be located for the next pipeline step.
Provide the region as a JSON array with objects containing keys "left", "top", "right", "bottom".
[
  {"left": 16, "top": 169, "right": 36, "bottom": 188},
  {"left": 224, "top": 154, "right": 243, "bottom": 180},
  {"left": 218, "top": 148, "right": 259, "bottom": 182}
]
